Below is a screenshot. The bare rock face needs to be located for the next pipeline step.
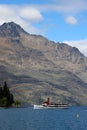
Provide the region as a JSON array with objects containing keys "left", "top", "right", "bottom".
[
  {"left": 0, "top": 22, "right": 28, "bottom": 37},
  {"left": 0, "top": 22, "right": 87, "bottom": 105}
]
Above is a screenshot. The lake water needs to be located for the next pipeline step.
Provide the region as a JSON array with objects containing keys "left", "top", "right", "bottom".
[{"left": 0, "top": 106, "right": 87, "bottom": 130}]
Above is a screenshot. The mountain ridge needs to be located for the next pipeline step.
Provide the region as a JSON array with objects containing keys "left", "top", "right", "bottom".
[{"left": 0, "top": 22, "right": 87, "bottom": 105}]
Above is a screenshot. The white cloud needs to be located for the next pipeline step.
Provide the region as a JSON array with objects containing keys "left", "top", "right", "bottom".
[
  {"left": 49, "top": 0, "right": 87, "bottom": 13},
  {"left": 37, "top": 0, "right": 87, "bottom": 14},
  {"left": 0, "top": 5, "right": 43, "bottom": 34},
  {"left": 65, "top": 16, "right": 77, "bottom": 25},
  {"left": 64, "top": 39, "right": 87, "bottom": 56},
  {"left": 20, "top": 6, "right": 43, "bottom": 22}
]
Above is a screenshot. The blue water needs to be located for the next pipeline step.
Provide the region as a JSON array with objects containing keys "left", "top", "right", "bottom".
[{"left": 0, "top": 107, "right": 87, "bottom": 130}]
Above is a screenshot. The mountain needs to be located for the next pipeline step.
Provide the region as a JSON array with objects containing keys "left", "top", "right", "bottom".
[{"left": 0, "top": 22, "right": 87, "bottom": 105}]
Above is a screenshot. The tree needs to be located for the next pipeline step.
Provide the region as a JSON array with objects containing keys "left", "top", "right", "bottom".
[
  {"left": 3, "top": 81, "right": 10, "bottom": 97},
  {"left": 0, "top": 81, "right": 14, "bottom": 107},
  {"left": 0, "top": 85, "right": 3, "bottom": 98},
  {"left": 14, "top": 100, "right": 21, "bottom": 107},
  {"left": 0, "top": 97, "right": 7, "bottom": 107}
]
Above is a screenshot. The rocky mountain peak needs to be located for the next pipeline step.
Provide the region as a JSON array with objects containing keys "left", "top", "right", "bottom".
[{"left": 0, "top": 22, "right": 28, "bottom": 37}]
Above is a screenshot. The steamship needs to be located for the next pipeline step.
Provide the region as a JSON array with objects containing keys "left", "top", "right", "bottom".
[{"left": 34, "top": 98, "right": 69, "bottom": 109}]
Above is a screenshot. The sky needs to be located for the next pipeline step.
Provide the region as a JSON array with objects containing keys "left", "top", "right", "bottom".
[{"left": 0, "top": 0, "right": 87, "bottom": 56}]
